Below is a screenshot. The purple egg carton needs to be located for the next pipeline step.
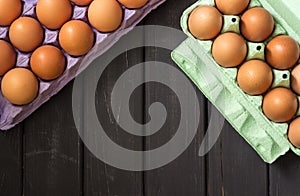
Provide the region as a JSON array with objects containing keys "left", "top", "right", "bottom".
[{"left": 0, "top": 0, "right": 166, "bottom": 130}]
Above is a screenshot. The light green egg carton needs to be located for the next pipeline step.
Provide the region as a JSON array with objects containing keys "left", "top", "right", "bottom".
[{"left": 171, "top": 0, "right": 300, "bottom": 163}]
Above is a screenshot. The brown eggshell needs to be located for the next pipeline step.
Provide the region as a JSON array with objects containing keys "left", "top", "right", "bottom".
[
  {"left": 241, "top": 7, "right": 274, "bottom": 42},
  {"left": 118, "top": 0, "right": 148, "bottom": 9},
  {"left": 188, "top": 6, "right": 223, "bottom": 40},
  {"left": 237, "top": 60, "right": 273, "bottom": 95},
  {"left": 1, "top": 68, "right": 39, "bottom": 105},
  {"left": 59, "top": 20, "right": 95, "bottom": 56},
  {"left": 288, "top": 117, "right": 300, "bottom": 148},
  {"left": 0, "top": 40, "right": 16, "bottom": 76},
  {"left": 88, "top": 0, "right": 123, "bottom": 32},
  {"left": 36, "top": 0, "right": 72, "bottom": 30},
  {"left": 262, "top": 88, "right": 298, "bottom": 123},
  {"left": 30, "top": 45, "right": 66, "bottom": 81},
  {"left": 212, "top": 32, "right": 248, "bottom": 67},
  {"left": 291, "top": 64, "right": 300, "bottom": 95},
  {"left": 71, "top": 0, "right": 93, "bottom": 6},
  {"left": 0, "top": 0, "right": 22, "bottom": 26},
  {"left": 215, "top": 0, "right": 249, "bottom": 15},
  {"left": 9, "top": 17, "right": 44, "bottom": 52},
  {"left": 266, "top": 35, "right": 300, "bottom": 70}
]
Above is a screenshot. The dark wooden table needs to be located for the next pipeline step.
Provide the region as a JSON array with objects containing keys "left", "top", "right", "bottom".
[{"left": 1, "top": 0, "right": 300, "bottom": 195}]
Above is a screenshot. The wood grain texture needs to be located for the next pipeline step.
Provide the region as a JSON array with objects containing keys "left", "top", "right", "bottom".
[
  {"left": 0, "top": 125, "right": 22, "bottom": 196},
  {"left": 143, "top": 79, "right": 206, "bottom": 196},
  {"left": 23, "top": 82, "right": 82, "bottom": 196},
  {"left": 269, "top": 152, "right": 300, "bottom": 196},
  {"left": 207, "top": 103, "right": 268, "bottom": 196},
  {"left": 82, "top": 47, "right": 144, "bottom": 195},
  {"left": 143, "top": 1, "right": 206, "bottom": 195}
]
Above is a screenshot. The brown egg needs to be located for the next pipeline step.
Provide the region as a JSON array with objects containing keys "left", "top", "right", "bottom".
[
  {"left": 59, "top": 20, "right": 94, "bottom": 56},
  {"left": 212, "top": 32, "right": 247, "bottom": 67},
  {"left": 36, "top": 0, "right": 72, "bottom": 30},
  {"left": 237, "top": 60, "right": 273, "bottom": 95},
  {"left": 0, "top": 0, "right": 22, "bottom": 26},
  {"left": 188, "top": 6, "right": 223, "bottom": 40},
  {"left": 118, "top": 0, "right": 148, "bottom": 9},
  {"left": 291, "top": 64, "right": 300, "bottom": 95},
  {"left": 9, "top": 17, "right": 44, "bottom": 52},
  {"left": 288, "top": 117, "right": 300, "bottom": 148},
  {"left": 215, "top": 0, "right": 249, "bottom": 15},
  {"left": 1, "top": 68, "right": 39, "bottom": 105},
  {"left": 71, "top": 0, "right": 93, "bottom": 6},
  {"left": 262, "top": 88, "right": 298, "bottom": 123},
  {"left": 30, "top": 45, "right": 66, "bottom": 81},
  {"left": 241, "top": 7, "right": 274, "bottom": 42},
  {"left": 0, "top": 40, "right": 16, "bottom": 76},
  {"left": 88, "top": 0, "right": 123, "bottom": 32},
  {"left": 266, "top": 35, "right": 299, "bottom": 70}
]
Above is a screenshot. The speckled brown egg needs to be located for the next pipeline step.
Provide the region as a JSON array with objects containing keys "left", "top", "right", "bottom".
[
  {"left": 0, "top": 40, "right": 16, "bottom": 76},
  {"left": 59, "top": 20, "right": 95, "bottom": 56},
  {"left": 241, "top": 7, "right": 274, "bottom": 42},
  {"left": 237, "top": 60, "right": 273, "bottom": 95},
  {"left": 266, "top": 35, "right": 299, "bottom": 70},
  {"left": 36, "top": 0, "right": 72, "bottom": 30},
  {"left": 262, "top": 88, "right": 298, "bottom": 123},
  {"left": 188, "top": 6, "right": 223, "bottom": 40},
  {"left": 0, "top": 0, "right": 22, "bottom": 26},
  {"left": 1, "top": 68, "right": 39, "bottom": 105},
  {"left": 212, "top": 32, "right": 248, "bottom": 68},
  {"left": 9, "top": 17, "right": 44, "bottom": 52},
  {"left": 215, "top": 0, "right": 249, "bottom": 15},
  {"left": 118, "top": 0, "right": 148, "bottom": 9},
  {"left": 88, "top": 0, "right": 123, "bottom": 32},
  {"left": 30, "top": 45, "right": 66, "bottom": 81},
  {"left": 288, "top": 117, "right": 300, "bottom": 148},
  {"left": 291, "top": 64, "right": 300, "bottom": 95}
]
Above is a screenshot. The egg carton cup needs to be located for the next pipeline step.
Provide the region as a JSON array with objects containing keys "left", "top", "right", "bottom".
[
  {"left": 0, "top": 0, "right": 166, "bottom": 130},
  {"left": 171, "top": 0, "right": 300, "bottom": 163}
]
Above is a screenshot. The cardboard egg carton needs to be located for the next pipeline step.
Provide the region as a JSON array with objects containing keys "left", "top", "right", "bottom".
[
  {"left": 171, "top": 0, "right": 300, "bottom": 163},
  {"left": 0, "top": 0, "right": 166, "bottom": 130}
]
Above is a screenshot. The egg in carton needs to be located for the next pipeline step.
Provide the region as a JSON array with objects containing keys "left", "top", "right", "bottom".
[
  {"left": 171, "top": 0, "right": 300, "bottom": 163},
  {"left": 0, "top": 0, "right": 166, "bottom": 130}
]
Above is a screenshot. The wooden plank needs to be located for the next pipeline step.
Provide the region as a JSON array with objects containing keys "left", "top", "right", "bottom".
[
  {"left": 142, "top": 77, "right": 207, "bottom": 196},
  {"left": 82, "top": 47, "right": 144, "bottom": 195},
  {"left": 0, "top": 125, "right": 22, "bottom": 196},
  {"left": 269, "top": 151, "right": 300, "bottom": 196},
  {"left": 143, "top": 0, "right": 206, "bottom": 195},
  {"left": 207, "top": 103, "right": 268, "bottom": 196},
  {"left": 23, "top": 82, "right": 82, "bottom": 196}
]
